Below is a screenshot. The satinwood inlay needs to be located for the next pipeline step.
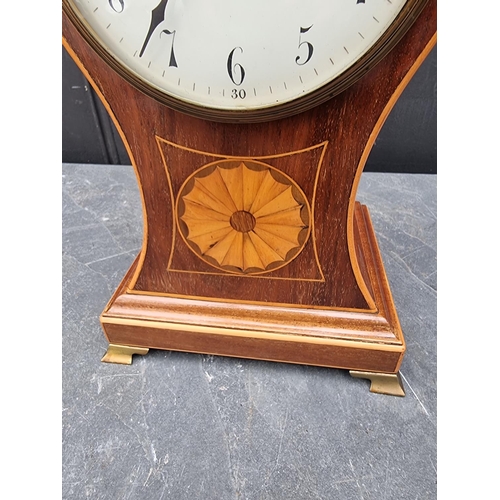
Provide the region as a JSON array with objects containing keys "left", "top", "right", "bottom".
[{"left": 177, "top": 160, "right": 311, "bottom": 275}]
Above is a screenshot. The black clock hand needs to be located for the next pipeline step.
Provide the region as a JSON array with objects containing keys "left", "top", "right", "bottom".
[{"left": 139, "top": 0, "right": 170, "bottom": 57}]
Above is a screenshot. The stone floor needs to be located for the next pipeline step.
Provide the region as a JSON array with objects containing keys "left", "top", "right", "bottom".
[{"left": 62, "top": 163, "right": 436, "bottom": 500}]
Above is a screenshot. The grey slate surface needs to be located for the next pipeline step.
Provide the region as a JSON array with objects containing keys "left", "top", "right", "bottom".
[{"left": 62, "top": 163, "right": 437, "bottom": 500}]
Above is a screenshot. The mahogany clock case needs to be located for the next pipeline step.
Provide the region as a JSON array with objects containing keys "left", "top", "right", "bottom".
[{"left": 62, "top": 1, "right": 437, "bottom": 395}]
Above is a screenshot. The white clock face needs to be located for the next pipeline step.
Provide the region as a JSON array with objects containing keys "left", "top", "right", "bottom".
[{"left": 67, "top": 0, "right": 416, "bottom": 115}]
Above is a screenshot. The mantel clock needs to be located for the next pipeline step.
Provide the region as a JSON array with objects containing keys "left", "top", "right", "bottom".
[{"left": 62, "top": 0, "right": 437, "bottom": 396}]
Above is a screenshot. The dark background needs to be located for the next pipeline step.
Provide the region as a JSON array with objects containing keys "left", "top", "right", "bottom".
[{"left": 62, "top": 46, "right": 437, "bottom": 173}]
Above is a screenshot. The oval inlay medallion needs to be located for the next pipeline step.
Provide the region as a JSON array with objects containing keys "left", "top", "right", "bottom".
[
  {"left": 176, "top": 159, "right": 311, "bottom": 275},
  {"left": 230, "top": 211, "right": 256, "bottom": 233}
]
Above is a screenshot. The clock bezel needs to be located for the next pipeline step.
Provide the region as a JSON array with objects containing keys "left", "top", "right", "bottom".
[{"left": 62, "top": 0, "right": 428, "bottom": 123}]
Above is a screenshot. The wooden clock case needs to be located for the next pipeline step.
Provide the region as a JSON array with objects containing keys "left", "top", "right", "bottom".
[{"left": 62, "top": 1, "right": 437, "bottom": 396}]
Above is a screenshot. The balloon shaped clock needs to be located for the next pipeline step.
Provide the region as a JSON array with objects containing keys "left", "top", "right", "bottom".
[{"left": 62, "top": 0, "right": 436, "bottom": 395}]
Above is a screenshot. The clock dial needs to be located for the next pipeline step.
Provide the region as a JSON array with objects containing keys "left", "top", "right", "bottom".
[{"left": 64, "top": 0, "right": 427, "bottom": 121}]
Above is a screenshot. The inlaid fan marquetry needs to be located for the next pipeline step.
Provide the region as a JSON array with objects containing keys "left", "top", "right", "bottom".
[{"left": 176, "top": 160, "right": 311, "bottom": 275}]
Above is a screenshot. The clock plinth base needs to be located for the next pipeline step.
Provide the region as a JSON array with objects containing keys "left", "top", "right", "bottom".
[
  {"left": 100, "top": 203, "right": 406, "bottom": 395},
  {"left": 350, "top": 370, "right": 405, "bottom": 397},
  {"left": 101, "top": 344, "right": 149, "bottom": 365}
]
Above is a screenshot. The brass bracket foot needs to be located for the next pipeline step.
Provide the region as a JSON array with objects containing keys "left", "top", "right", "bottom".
[
  {"left": 349, "top": 370, "right": 405, "bottom": 397},
  {"left": 101, "top": 344, "right": 149, "bottom": 365}
]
